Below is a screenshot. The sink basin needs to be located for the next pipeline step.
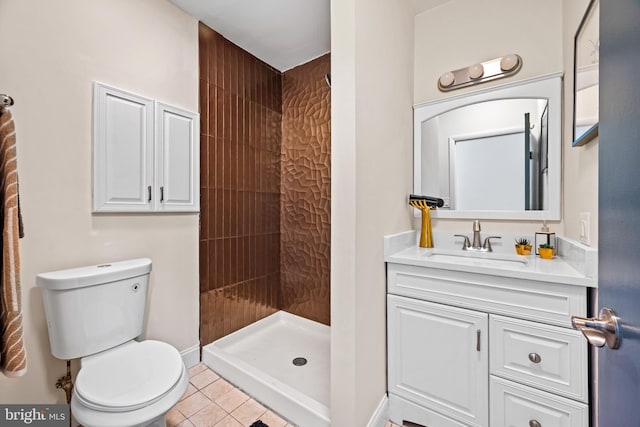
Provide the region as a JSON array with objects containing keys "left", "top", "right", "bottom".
[{"left": 423, "top": 248, "right": 528, "bottom": 268}]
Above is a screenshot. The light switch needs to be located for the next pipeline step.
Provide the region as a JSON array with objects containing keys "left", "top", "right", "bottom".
[{"left": 579, "top": 212, "right": 591, "bottom": 245}]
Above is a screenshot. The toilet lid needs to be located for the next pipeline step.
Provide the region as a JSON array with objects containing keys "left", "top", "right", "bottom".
[{"left": 75, "top": 340, "right": 184, "bottom": 411}]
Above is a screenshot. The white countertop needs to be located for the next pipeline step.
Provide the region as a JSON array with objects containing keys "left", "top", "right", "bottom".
[{"left": 385, "top": 230, "right": 597, "bottom": 288}]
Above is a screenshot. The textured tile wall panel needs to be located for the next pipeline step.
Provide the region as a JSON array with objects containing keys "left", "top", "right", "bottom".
[
  {"left": 199, "top": 23, "right": 282, "bottom": 345},
  {"left": 281, "top": 54, "right": 331, "bottom": 326}
]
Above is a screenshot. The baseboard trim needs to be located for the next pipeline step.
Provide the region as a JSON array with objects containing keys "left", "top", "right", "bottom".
[
  {"left": 180, "top": 343, "right": 201, "bottom": 368},
  {"left": 367, "top": 394, "right": 389, "bottom": 427}
]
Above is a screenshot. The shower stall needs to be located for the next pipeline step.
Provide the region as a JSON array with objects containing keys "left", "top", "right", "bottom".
[{"left": 197, "top": 24, "right": 331, "bottom": 427}]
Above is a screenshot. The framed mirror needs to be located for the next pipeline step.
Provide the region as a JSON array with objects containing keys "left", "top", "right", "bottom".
[
  {"left": 414, "top": 74, "right": 562, "bottom": 220},
  {"left": 572, "top": 0, "right": 599, "bottom": 146}
]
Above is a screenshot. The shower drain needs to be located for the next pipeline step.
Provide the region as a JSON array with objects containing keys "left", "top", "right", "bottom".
[{"left": 292, "top": 357, "right": 307, "bottom": 366}]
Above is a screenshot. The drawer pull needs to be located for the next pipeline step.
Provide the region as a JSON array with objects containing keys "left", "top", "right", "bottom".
[
  {"left": 528, "top": 352, "right": 542, "bottom": 364},
  {"left": 529, "top": 420, "right": 542, "bottom": 427}
]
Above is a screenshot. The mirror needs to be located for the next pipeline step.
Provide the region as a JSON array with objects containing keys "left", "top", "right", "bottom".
[
  {"left": 573, "top": 0, "right": 599, "bottom": 146},
  {"left": 414, "top": 74, "right": 562, "bottom": 220}
]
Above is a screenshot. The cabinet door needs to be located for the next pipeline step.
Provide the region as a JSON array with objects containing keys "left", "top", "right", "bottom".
[
  {"left": 154, "top": 102, "right": 199, "bottom": 212},
  {"left": 93, "top": 83, "right": 154, "bottom": 212},
  {"left": 388, "top": 294, "right": 488, "bottom": 427}
]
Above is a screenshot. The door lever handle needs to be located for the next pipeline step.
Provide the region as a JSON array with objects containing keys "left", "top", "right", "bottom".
[{"left": 571, "top": 307, "right": 621, "bottom": 349}]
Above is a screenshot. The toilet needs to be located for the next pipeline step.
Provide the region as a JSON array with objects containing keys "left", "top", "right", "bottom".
[{"left": 36, "top": 258, "right": 189, "bottom": 427}]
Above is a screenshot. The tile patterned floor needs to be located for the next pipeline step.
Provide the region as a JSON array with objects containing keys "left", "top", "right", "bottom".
[
  {"left": 172, "top": 363, "right": 403, "bottom": 427},
  {"left": 168, "top": 364, "right": 292, "bottom": 427}
]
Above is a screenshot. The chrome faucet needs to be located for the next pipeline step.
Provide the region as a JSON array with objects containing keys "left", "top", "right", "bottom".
[{"left": 454, "top": 220, "right": 501, "bottom": 252}]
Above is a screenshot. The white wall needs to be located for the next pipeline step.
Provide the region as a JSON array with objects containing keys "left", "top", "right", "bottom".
[
  {"left": 0, "top": 0, "right": 199, "bottom": 403},
  {"left": 414, "top": 0, "right": 563, "bottom": 105},
  {"left": 563, "top": 0, "right": 598, "bottom": 247},
  {"left": 334, "top": 2, "right": 598, "bottom": 423},
  {"left": 412, "top": 0, "right": 600, "bottom": 241},
  {"left": 331, "top": 0, "right": 414, "bottom": 424}
]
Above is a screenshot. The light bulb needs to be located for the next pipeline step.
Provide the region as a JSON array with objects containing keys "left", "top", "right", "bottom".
[
  {"left": 500, "top": 54, "right": 520, "bottom": 71},
  {"left": 468, "top": 63, "right": 484, "bottom": 79},
  {"left": 439, "top": 71, "right": 455, "bottom": 87}
]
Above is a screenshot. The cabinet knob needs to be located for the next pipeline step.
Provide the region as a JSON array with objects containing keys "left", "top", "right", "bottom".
[
  {"left": 528, "top": 352, "right": 542, "bottom": 364},
  {"left": 529, "top": 420, "right": 541, "bottom": 427}
]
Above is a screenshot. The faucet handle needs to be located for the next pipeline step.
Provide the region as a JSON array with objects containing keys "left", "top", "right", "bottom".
[
  {"left": 482, "top": 236, "right": 501, "bottom": 252},
  {"left": 454, "top": 234, "right": 471, "bottom": 250}
]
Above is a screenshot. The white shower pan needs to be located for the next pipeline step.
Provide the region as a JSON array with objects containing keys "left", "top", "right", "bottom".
[{"left": 202, "top": 310, "right": 330, "bottom": 427}]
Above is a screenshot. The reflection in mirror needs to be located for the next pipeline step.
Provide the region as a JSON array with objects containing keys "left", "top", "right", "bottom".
[
  {"left": 414, "top": 74, "right": 562, "bottom": 220},
  {"left": 422, "top": 98, "right": 548, "bottom": 211}
]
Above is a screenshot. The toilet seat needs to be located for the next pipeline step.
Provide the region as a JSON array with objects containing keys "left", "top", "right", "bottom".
[{"left": 74, "top": 340, "right": 184, "bottom": 412}]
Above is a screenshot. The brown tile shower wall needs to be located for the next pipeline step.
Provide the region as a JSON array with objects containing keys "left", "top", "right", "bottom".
[
  {"left": 280, "top": 55, "right": 331, "bottom": 325},
  {"left": 199, "top": 23, "right": 282, "bottom": 345}
]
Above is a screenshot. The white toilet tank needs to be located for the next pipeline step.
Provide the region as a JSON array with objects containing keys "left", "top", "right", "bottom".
[{"left": 36, "top": 258, "right": 152, "bottom": 360}]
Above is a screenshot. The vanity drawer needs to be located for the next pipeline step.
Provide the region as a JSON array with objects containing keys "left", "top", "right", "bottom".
[
  {"left": 490, "top": 377, "right": 588, "bottom": 427},
  {"left": 489, "top": 315, "right": 588, "bottom": 402},
  {"left": 387, "top": 263, "right": 587, "bottom": 327}
]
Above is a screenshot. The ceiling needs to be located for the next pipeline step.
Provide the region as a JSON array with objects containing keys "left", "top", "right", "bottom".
[{"left": 169, "top": 0, "right": 330, "bottom": 72}]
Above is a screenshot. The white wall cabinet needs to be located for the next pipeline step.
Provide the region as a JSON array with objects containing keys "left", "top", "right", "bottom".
[
  {"left": 387, "top": 263, "right": 589, "bottom": 427},
  {"left": 93, "top": 83, "right": 199, "bottom": 213}
]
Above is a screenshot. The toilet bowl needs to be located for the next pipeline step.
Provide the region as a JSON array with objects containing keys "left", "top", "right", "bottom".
[
  {"left": 71, "top": 340, "right": 189, "bottom": 427},
  {"left": 36, "top": 259, "right": 188, "bottom": 427}
]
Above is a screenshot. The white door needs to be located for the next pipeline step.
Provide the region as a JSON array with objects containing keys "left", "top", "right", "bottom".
[{"left": 387, "top": 294, "right": 488, "bottom": 427}]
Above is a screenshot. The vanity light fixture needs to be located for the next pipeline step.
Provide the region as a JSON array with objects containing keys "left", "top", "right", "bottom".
[{"left": 437, "top": 54, "right": 522, "bottom": 92}]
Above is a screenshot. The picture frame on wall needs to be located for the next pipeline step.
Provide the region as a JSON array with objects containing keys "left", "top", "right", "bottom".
[{"left": 573, "top": 0, "right": 599, "bottom": 147}]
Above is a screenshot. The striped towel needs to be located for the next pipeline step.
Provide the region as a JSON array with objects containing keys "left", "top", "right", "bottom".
[{"left": 0, "top": 109, "right": 26, "bottom": 377}]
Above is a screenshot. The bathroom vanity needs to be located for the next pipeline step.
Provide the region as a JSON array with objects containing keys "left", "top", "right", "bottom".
[{"left": 385, "top": 231, "right": 597, "bottom": 427}]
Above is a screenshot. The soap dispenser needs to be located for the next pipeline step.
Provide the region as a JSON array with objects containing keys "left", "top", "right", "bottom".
[{"left": 535, "top": 221, "right": 556, "bottom": 255}]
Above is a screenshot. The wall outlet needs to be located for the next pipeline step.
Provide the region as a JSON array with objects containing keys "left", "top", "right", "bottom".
[{"left": 579, "top": 212, "right": 591, "bottom": 245}]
